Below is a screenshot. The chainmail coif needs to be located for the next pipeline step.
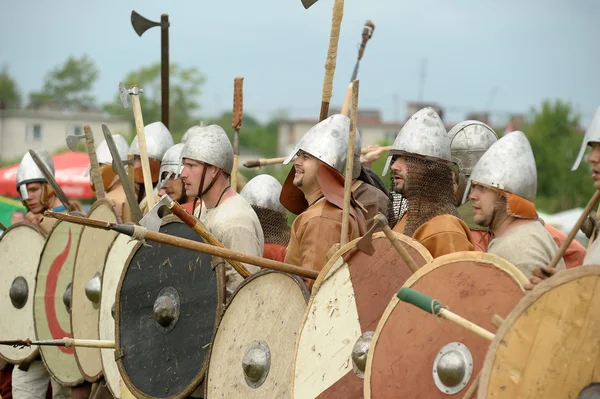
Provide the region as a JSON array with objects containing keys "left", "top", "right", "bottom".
[
  {"left": 402, "top": 156, "right": 461, "bottom": 237},
  {"left": 252, "top": 206, "right": 291, "bottom": 246}
]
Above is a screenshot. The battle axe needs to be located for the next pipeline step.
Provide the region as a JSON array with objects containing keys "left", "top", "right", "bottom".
[{"left": 66, "top": 126, "right": 106, "bottom": 200}]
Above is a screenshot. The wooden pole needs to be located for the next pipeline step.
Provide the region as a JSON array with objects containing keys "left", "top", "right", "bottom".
[
  {"left": 231, "top": 77, "right": 244, "bottom": 191},
  {"left": 243, "top": 146, "right": 392, "bottom": 168},
  {"left": 340, "top": 80, "right": 359, "bottom": 246},
  {"left": 130, "top": 91, "right": 156, "bottom": 209},
  {"left": 318, "top": 0, "right": 344, "bottom": 121}
]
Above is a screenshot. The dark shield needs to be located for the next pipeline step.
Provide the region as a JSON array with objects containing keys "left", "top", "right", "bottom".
[{"left": 115, "top": 216, "right": 225, "bottom": 399}]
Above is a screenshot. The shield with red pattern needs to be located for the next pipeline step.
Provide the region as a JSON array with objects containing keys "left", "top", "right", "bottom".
[
  {"left": 34, "top": 219, "right": 85, "bottom": 386},
  {"left": 290, "top": 231, "right": 432, "bottom": 399},
  {"left": 364, "top": 251, "right": 528, "bottom": 399}
]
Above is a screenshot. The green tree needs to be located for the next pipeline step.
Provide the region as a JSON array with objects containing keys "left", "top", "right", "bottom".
[
  {"left": 104, "top": 63, "right": 205, "bottom": 140},
  {"left": 29, "top": 55, "right": 98, "bottom": 109},
  {"left": 524, "top": 99, "right": 593, "bottom": 213},
  {"left": 0, "top": 66, "right": 21, "bottom": 109}
]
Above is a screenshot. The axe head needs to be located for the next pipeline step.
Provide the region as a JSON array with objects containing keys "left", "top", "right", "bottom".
[
  {"left": 131, "top": 10, "right": 160, "bottom": 37},
  {"left": 302, "top": 0, "right": 319, "bottom": 9},
  {"left": 65, "top": 133, "right": 90, "bottom": 152},
  {"left": 355, "top": 213, "right": 389, "bottom": 256},
  {"left": 139, "top": 194, "right": 172, "bottom": 232},
  {"left": 119, "top": 82, "right": 129, "bottom": 109}
]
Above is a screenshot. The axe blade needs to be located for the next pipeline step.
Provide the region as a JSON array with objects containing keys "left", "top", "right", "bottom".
[
  {"left": 131, "top": 10, "right": 160, "bottom": 37},
  {"left": 302, "top": 0, "right": 320, "bottom": 9},
  {"left": 355, "top": 216, "right": 387, "bottom": 256},
  {"left": 139, "top": 194, "right": 173, "bottom": 232},
  {"left": 119, "top": 82, "right": 129, "bottom": 109},
  {"left": 65, "top": 134, "right": 89, "bottom": 152}
]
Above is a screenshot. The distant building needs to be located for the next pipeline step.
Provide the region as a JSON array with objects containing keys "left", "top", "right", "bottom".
[{"left": 0, "top": 108, "right": 130, "bottom": 161}]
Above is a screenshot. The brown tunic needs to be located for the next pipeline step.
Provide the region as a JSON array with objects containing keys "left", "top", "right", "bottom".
[{"left": 352, "top": 180, "right": 390, "bottom": 226}]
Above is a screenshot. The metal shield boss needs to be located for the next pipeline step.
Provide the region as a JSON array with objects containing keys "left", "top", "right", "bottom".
[
  {"left": 478, "top": 265, "right": 600, "bottom": 399},
  {"left": 291, "top": 232, "right": 433, "bottom": 398},
  {"left": 70, "top": 199, "right": 119, "bottom": 382},
  {"left": 116, "top": 216, "right": 225, "bottom": 399},
  {"left": 365, "top": 252, "right": 528, "bottom": 398},
  {"left": 34, "top": 220, "right": 85, "bottom": 386},
  {"left": 0, "top": 223, "right": 46, "bottom": 363},
  {"left": 205, "top": 270, "right": 309, "bottom": 398}
]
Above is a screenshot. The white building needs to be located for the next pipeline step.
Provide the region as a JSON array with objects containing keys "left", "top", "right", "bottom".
[{"left": 0, "top": 108, "right": 130, "bottom": 161}]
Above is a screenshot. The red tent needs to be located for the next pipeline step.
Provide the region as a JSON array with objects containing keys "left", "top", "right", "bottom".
[{"left": 0, "top": 152, "right": 94, "bottom": 200}]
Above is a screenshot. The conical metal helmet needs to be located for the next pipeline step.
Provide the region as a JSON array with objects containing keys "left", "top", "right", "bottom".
[
  {"left": 572, "top": 106, "right": 600, "bottom": 171},
  {"left": 180, "top": 125, "right": 234, "bottom": 174},
  {"left": 181, "top": 125, "right": 203, "bottom": 144},
  {"left": 282, "top": 114, "right": 361, "bottom": 176},
  {"left": 240, "top": 174, "right": 286, "bottom": 215},
  {"left": 466, "top": 131, "right": 537, "bottom": 202},
  {"left": 382, "top": 107, "right": 451, "bottom": 176},
  {"left": 96, "top": 134, "right": 129, "bottom": 165},
  {"left": 16, "top": 150, "right": 54, "bottom": 199},
  {"left": 449, "top": 120, "right": 498, "bottom": 176},
  {"left": 129, "top": 121, "right": 174, "bottom": 161},
  {"left": 158, "top": 143, "right": 185, "bottom": 188}
]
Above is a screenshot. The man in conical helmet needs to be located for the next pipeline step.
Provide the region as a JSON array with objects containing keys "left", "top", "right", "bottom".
[
  {"left": 466, "top": 131, "right": 566, "bottom": 277},
  {"left": 241, "top": 174, "right": 290, "bottom": 262},
  {"left": 129, "top": 121, "right": 174, "bottom": 211},
  {"left": 281, "top": 114, "right": 366, "bottom": 289},
  {"left": 179, "top": 125, "right": 264, "bottom": 297},
  {"left": 158, "top": 143, "right": 194, "bottom": 214},
  {"left": 92, "top": 134, "right": 133, "bottom": 222},
  {"left": 383, "top": 107, "right": 474, "bottom": 258}
]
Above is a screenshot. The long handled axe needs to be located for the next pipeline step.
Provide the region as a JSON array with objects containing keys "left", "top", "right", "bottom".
[
  {"left": 139, "top": 194, "right": 251, "bottom": 277},
  {"left": 66, "top": 126, "right": 105, "bottom": 200},
  {"left": 318, "top": 0, "right": 344, "bottom": 121},
  {"left": 231, "top": 77, "right": 244, "bottom": 190},
  {"left": 119, "top": 82, "right": 156, "bottom": 210},
  {"left": 45, "top": 211, "right": 318, "bottom": 280},
  {"left": 101, "top": 123, "right": 143, "bottom": 223},
  {"left": 28, "top": 150, "right": 76, "bottom": 212}
]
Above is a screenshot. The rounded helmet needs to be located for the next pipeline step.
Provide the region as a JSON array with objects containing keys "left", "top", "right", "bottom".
[
  {"left": 129, "top": 121, "right": 174, "bottom": 162},
  {"left": 180, "top": 125, "right": 234, "bottom": 174},
  {"left": 181, "top": 124, "right": 204, "bottom": 144},
  {"left": 158, "top": 143, "right": 185, "bottom": 188},
  {"left": 16, "top": 150, "right": 54, "bottom": 200},
  {"left": 448, "top": 120, "right": 498, "bottom": 177},
  {"left": 240, "top": 174, "right": 286, "bottom": 215},
  {"left": 96, "top": 134, "right": 129, "bottom": 165},
  {"left": 573, "top": 105, "right": 600, "bottom": 171}
]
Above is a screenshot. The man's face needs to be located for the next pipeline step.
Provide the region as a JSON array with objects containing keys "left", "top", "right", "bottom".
[
  {"left": 390, "top": 155, "right": 408, "bottom": 194},
  {"left": 158, "top": 172, "right": 186, "bottom": 202},
  {"left": 180, "top": 159, "right": 213, "bottom": 198},
  {"left": 468, "top": 183, "right": 501, "bottom": 227},
  {"left": 292, "top": 150, "right": 319, "bottom": 193},
  {"left": 11, "top": 211, "right": 25, "bottom": 225},
  {"left": 587, "top": 143, "right": 600, "bottom": 191},
  {"left": 24, "top": 182, "right": 45, "bottom": 214}
]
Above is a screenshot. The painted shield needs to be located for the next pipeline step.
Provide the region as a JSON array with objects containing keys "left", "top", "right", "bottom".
[
  {"left": 205, "top": 270, "right": 310, "bottom": 398},
  {"left": 71, "top": 199, "right": 119, "bottom": 382},
  {"left": 116, "top": 215, "right": 226, "bottom": 399},
  {"left": 478, "top": 265, "right": 600, "bottom": 399},
  {"left": 291, "top": 231, "right": 433, "bottom": 398},
  {"left": 99, "top": 233, "right": 137, "bottom": 398},
  {"left": 0, "top": 222, "right": 46, "bottom": 363},
  {"left": 364, "top": 251, "right": 528, "bottom": 399},
  {"left": 34, "top": 219, "right": 85, "bottom": 386}
]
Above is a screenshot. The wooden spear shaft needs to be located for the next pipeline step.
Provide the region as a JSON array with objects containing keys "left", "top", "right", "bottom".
[
  {"left": 319, "top": 0, "right": 344, "bottom": 121},
  {"left": 231, "top": 77, "right": 243, "bottom": 191},
  {"left": 0, "top": 338, "right": 115, "bottom": 349},
  {"left": 340, "top": 80, "right": 359, "bottom": 246},
  {"left": 243, "top": 146, "right": 392, "bottom": 168}
]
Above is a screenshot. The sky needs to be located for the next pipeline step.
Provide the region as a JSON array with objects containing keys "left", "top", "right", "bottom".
[{"left": 1, "top": 0, "right": 598, "bottom": 128}]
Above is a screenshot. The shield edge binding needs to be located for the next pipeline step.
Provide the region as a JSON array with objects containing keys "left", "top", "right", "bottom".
[
  {"left": 289, "top": 231, "right": 433, "bottom": 397},
  {"left": 204, "top": 269, "right": 311, "bottom": 397},
  {"left": 114, "top": 214, "right": 227, "bottom": 399},
  {"left": 0, "top": 222, "right": 46, "bottom": 364},
  {"left": 363, "top": 251, "right": 528, "bottom": 398},
  {"left": 70, "top": 198, "right": 119, "bottom": 382}
]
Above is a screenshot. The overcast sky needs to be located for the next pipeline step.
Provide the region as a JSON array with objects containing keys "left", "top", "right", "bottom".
[{"left": 1, "top": 0, "right": 598, "bottom": 127}]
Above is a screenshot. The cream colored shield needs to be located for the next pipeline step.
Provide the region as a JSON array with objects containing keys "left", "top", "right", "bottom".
[
  {"left": 71, "top": 199, "right": 119, "bottom": 382},
  {"left": 0, "top": 223, "right": 46, "bottom": 363},
  {"left": 34, "top": 220, "right": 85, "bottom": 386},
  {"left": 99, "top": 233, "right": 137, "bottom": 398},
  {"left": 478, "top": 265, "right": 600, "bottom": 399}
]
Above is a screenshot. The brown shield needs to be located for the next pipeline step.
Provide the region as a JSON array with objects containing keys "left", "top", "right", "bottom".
[
  {"left": 71, "top": 199, "right": 119, "bottom": 382},
  {"left": 99, "top": 233, "right": 137, "bottom": 398},
  {"left": 364, "top": 251, "right": 528, "bottom": 399},
  {"left": 0, "top": 223, "right": 46, "bottom": 364},
  {"left": 291, "top": 231, "right": 432, "bottom": 399},
  {"left": 205, "top": 270, "right": 310, "bottom": 398},
  {"left": 34, "top": 219, "right": 85, "bottom": 387},
  {"left": 478, "top": 265, "right": 600, "bottom": 399}
]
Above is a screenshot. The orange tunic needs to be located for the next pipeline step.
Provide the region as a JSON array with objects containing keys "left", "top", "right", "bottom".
[
  {"left": 284, "top": 192, "right": 361, "bottom": 290},
  {"left": 544, "top": 223, "right": 586, "bottom": 269},
  {"left": 264, "top": 243, "right": 287, "bottom": 262},
  {"left": 106, "top": 183, "right": 133, "bottom": 223},
  {"left": 393, "top": 214, "right": 474, "bottom": 258}
]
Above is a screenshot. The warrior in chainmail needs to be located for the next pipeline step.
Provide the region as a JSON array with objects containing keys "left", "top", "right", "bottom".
[
  {"left": 382, "top": 107, "right": 474, "bottom": 258},
  {"left": 240, "top": 174, "right": 290, "bottom": 262}
]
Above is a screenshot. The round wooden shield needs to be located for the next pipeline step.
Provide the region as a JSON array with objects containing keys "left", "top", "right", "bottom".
[
  {"left": 34, "top": 219, "right": 85, "bottom": 387},
  {"left": 116, "top": 216, "right": 226, "bottom": 399},
  {"left": 205, "top": 270, "right": 310, "bottom": 398},
  {"left": 99, "top": 233, "right": 137, "bottom": 399},
  {"left": 364, "top": 251, "right": 529, "bottom": 398},
  {"left": 71, "top": 199, "right": 119, "bottom": 382},
  {"left": 291, "top": 231, "right": 433, "bottom": 398},
  {"left": 0, "top": 222, "right": 46, "bottom": 363},
  {"left": 478, "top": 265, "right": 600, "bottom": 399}
]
